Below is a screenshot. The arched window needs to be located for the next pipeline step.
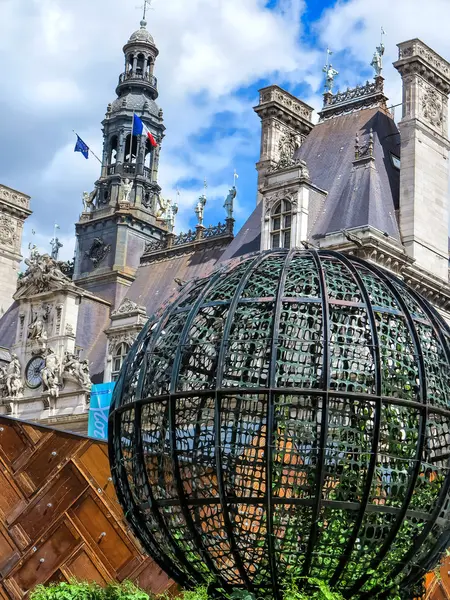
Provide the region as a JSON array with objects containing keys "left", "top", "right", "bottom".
[
  {"left": 112, "top": 342, "right": 130, "bottom": 381},
  {"left": 109, "top": 135, "right": 118, "bottom": 165},
  {"left": 271, "top": 200, "right": 292, "bottom": 249}
]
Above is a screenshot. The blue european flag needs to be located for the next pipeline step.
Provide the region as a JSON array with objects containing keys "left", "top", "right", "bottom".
[{"left": 74, "top": 134, "right": 89, "bottom": 159}]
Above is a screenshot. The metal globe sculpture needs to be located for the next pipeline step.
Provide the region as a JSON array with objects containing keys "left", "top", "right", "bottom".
[{"left": 109, "top": 249, "right": 450, "bottom": 598}]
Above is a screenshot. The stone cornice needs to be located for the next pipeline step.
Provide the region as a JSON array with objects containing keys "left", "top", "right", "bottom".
[
  {"left": 317, "top": 226, "right": 450, "bottom": 311},
  {"left": 0, "top": 184, "right": 32, "bottom": 219},
  {"left": 394, "top": 39, "right": 450, "bottom": 94},
  {"left": 254, "top": 85, "right": 314, "bottom": 135}
]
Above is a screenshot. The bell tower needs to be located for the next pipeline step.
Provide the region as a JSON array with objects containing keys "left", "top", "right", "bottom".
[{"left": 73, "top": 14, "right": 168, "bottom": 307}]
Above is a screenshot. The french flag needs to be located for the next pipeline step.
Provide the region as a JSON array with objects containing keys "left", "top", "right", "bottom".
[{"left": 132, "top": 113, "right": 158, "bottom": 148}]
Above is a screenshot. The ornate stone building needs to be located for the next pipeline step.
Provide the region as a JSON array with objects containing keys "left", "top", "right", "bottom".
[
  {"left": 0, "top": 185, "right": 31, "bottom": 316},
  {"left": 0, "top": 32, "right": 450, "bottom": 443}
]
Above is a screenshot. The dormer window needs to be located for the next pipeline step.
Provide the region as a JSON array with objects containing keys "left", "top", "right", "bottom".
[
  {"left": 271, "top": 200, "right": 292, "bottom": 249},
  {"left": 391, "top": 153, "right": 401, "bottom": 170},
  {"left": 112, "top": 342, "right": 130, "bottom": 381}
]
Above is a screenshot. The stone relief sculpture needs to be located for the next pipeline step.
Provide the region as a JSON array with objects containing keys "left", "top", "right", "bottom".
[
  {"left": 18, "top": 252, "right": 72, "bottom": 294},
  {"left": 85, "top": 238, "right": 111, "bottom": 267},
  {"left": 41, "top": 348, "right": 61, "bottom": 398}
]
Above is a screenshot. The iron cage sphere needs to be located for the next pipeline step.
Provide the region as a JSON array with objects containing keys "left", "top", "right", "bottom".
[{"left": 109, "top": 249, "right": 450, "bottom": 598}]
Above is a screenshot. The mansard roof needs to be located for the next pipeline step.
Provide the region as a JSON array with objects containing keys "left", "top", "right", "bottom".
[{"left": 297, "top": 107, "right": 401, "bottom": 240}]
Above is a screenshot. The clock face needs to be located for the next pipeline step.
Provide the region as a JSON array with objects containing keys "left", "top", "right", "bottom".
[{"left": 25, "top": 356, "right": 45, "bottom": 389}]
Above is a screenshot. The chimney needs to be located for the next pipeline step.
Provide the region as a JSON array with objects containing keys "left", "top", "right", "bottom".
[
  {"left": 393, "top": 39, "right": 450, "bottom": 280},
  {"left": 253, "top": 86, "right": 314, "bottom": 205}
]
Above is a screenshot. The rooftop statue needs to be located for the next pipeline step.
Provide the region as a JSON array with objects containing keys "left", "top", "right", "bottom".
[
  {"left": 224, "top": 187, "right": 236, "bottom": 220},
  {"left": 18, "top": 252, "right": 72, "bottom": 294}
]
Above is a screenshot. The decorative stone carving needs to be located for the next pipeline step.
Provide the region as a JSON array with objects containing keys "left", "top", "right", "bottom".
[
  {"left": 66, "top": 323, "right": 75, "bottom": 336},
  {"left": 422, "top": 87, "right": 443, "bottom": 128},
  {"left": 18, "top": 253, "right": 72, "bottom": 294},
  {"left": 5, "top": 354, "right": 23, "bottom": 398},
  {"left": 0, "top": 215, "right": 15, "bottom": 246},
  {"left": 82, "top": 190, "right": 96, "bottom": 212},
  {"left": 0, "top": 186, "right": 29, "bottom": 208},
  {"left": 121, "top": 178, "right": 133, "bottom": 203},
  {"left": 112, "top": 298, "right": 140, "bottom": 316},
  {"left": 267, "top": 133, "right": 307, "bottom": 175},
  {"left": 85, "top": 238, "right": 111, "bottom": 267},
  {"left": 156, "top": 195, "right": 170, "bottom": 218},
  {"left": 41, "top": 348, "right": 61, "bottom": 398},
  {"left": 62, "top": 352, "right": 92, "bottom": 390}
]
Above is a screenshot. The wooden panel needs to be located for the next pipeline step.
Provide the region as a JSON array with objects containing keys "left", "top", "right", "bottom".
[
  {"left": 9, "top": 465, "right": 87, "bottom": 551},
  {"left": 70, "top": 493, "right": 137, "bottom": 578},
  {"left": 0, "top": 417, "right": 174, "bottom": 598},
  {"left": 64, "top": 548, "right": 109, "bottom": 585},
  {"left": 0, "top": 468, "right": 25, "bottom": 522},
  {"left": 0, "top": 426, "right": 29, "bottom": 469},
  {"left": 0, "top": 525, "right": 19, "bottom": 577},
  {"left": 7, "top": 521, "right": 80, "bottom": 594},
  {"left": 16, "top": 434, "right": 79, "bottom": 495},
  {"left": 76, "top": 445, "right": 119, "bottom": 511}
]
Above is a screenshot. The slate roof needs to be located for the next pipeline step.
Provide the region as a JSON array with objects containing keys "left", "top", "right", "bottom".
[
  {"left": 222, "top": 106, "right": 401, "bottom": 260},
  {"left": 0, "top": 302, "right": 19, "bottom": 350},
  {"left": 220, "top": 201, "right": 262, "bottom": 262},
  {"left": 126, "top": 241, "right": 230, "bottom": 317},
  {"left": 296, "top": 107, "right": 401, "bottom": 240}
]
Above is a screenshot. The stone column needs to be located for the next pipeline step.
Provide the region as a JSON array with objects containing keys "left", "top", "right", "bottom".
[{"left": 393, "top": 39, "right": 450, "bottom": 281}]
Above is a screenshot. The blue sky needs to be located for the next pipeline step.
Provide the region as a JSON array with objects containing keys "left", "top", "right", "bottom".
[{"left": 1, "top": 0, "right": 449, "bottom": 261}]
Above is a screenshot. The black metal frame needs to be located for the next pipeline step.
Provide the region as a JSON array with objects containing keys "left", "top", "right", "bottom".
[{"left": 109, "top": 248, "right": 450, "bottom": 598}]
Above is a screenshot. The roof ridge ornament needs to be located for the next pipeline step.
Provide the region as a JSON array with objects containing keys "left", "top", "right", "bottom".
[
  {"left": 136, "top": 0, "right": 153, "bottom": 27},
  {"left": 371, "top": 27, "right": 386, "bottom": 77},
  {"left": 323, "top": 47, "right": 339, "bottom": 92}
]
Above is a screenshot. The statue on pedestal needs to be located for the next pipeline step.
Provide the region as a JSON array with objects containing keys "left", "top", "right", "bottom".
[
  {"left": 224, "top": 187, "right": 236, "bottom": 220},
  {"left": 122, "top": 178, "right": 133, "bottom": 203},
  {"left": 41, "top": 348, "right": 61, "bottom": 398},
  {"left": 5, "top": 354, "right": 23, "bottom": 398}
]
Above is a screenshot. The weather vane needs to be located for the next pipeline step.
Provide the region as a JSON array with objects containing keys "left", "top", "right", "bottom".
[
  {"left": 323, "top": 47, "right": 338, "bottom": 92},
  {"left": 136, "top": 0, "right": 153, "bottom": 22}
]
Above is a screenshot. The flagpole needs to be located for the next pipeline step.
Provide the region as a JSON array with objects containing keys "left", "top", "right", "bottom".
[{"left": 72, "top": 130, "right": 102, "bottom": 164}]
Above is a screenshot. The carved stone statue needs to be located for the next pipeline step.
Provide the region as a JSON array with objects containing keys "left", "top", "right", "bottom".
[
  {"left": 224, "top": 187, "right": 236, "bottom": 220},
  {"left": 82, "top": 190, "right": 96, "bottom": 212},
  {"left": 41, "top": 348, "right": 61, "bottom": 398},
  {"left": 0, "top": 365, "right": 7, "bottom": 398},
  {"left": 18, "top": 252, "right": 72, "bottom": 293},
  {"left": 122, "top": 178, "right": 133, "bottom": 203},
  {"left": 156, "top": 196, "right": 170, "bottom": 219},
  {"left": 28, "top": 309, "right": 47, "bottom": 342},
  {"left": 371, "top": 43, "right": 385, "bottom": 77},
  {"left": 195, "top": 194, "right": 207, "bottom": 226},
  {"left": 62, "top": 352, "right": 92, "bottom": 390},
  {"left": 323, "top": 64, "right": 339, "bottom": 91},
  {"left": 50, "top": 237, "right": 63, "bottom": 261},
  {"left": 6, "top": 354, "right": 23, "bottom": 398},
  {"left": 164, "top": 202, "right": 178, "bottom": 233}
]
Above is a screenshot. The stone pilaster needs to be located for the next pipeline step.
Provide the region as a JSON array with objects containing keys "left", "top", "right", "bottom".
[
  {"left": 393, "top": 39, "right": 450, "bottom": 280},
  {"left": 253, "top": 85, "right": 314, "bottom": 205},
  {"left": 0, "top": 185, "right": 31, "bottom": 315}
]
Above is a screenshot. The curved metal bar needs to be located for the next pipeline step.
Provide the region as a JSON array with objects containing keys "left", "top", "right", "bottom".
[
  {"left": 214, "top": 251, "right": 277, "bottom": 590},
  {"left": 302, "top": 249, "right": 331, "bottom": 577},
  {"left": 344, "top": 257, "right": 428, "bottom": 598},
  {"left": 267, "top": 249, "right": 295, "bottom": 599},
  {"left": 374, "top": 279, "right": 450, "bottom": 591},
  {"left": 108, "top": 405, "right": 187, "bottom": 585},
  {"left": 168, "top": 269, "right": 228, "bottom": 584},
  {"left": 324, "top": 250, "right": 382, "bottom": 587},
  {"left": 131, "top": 281, "right": 215, "bottom": 584}
]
